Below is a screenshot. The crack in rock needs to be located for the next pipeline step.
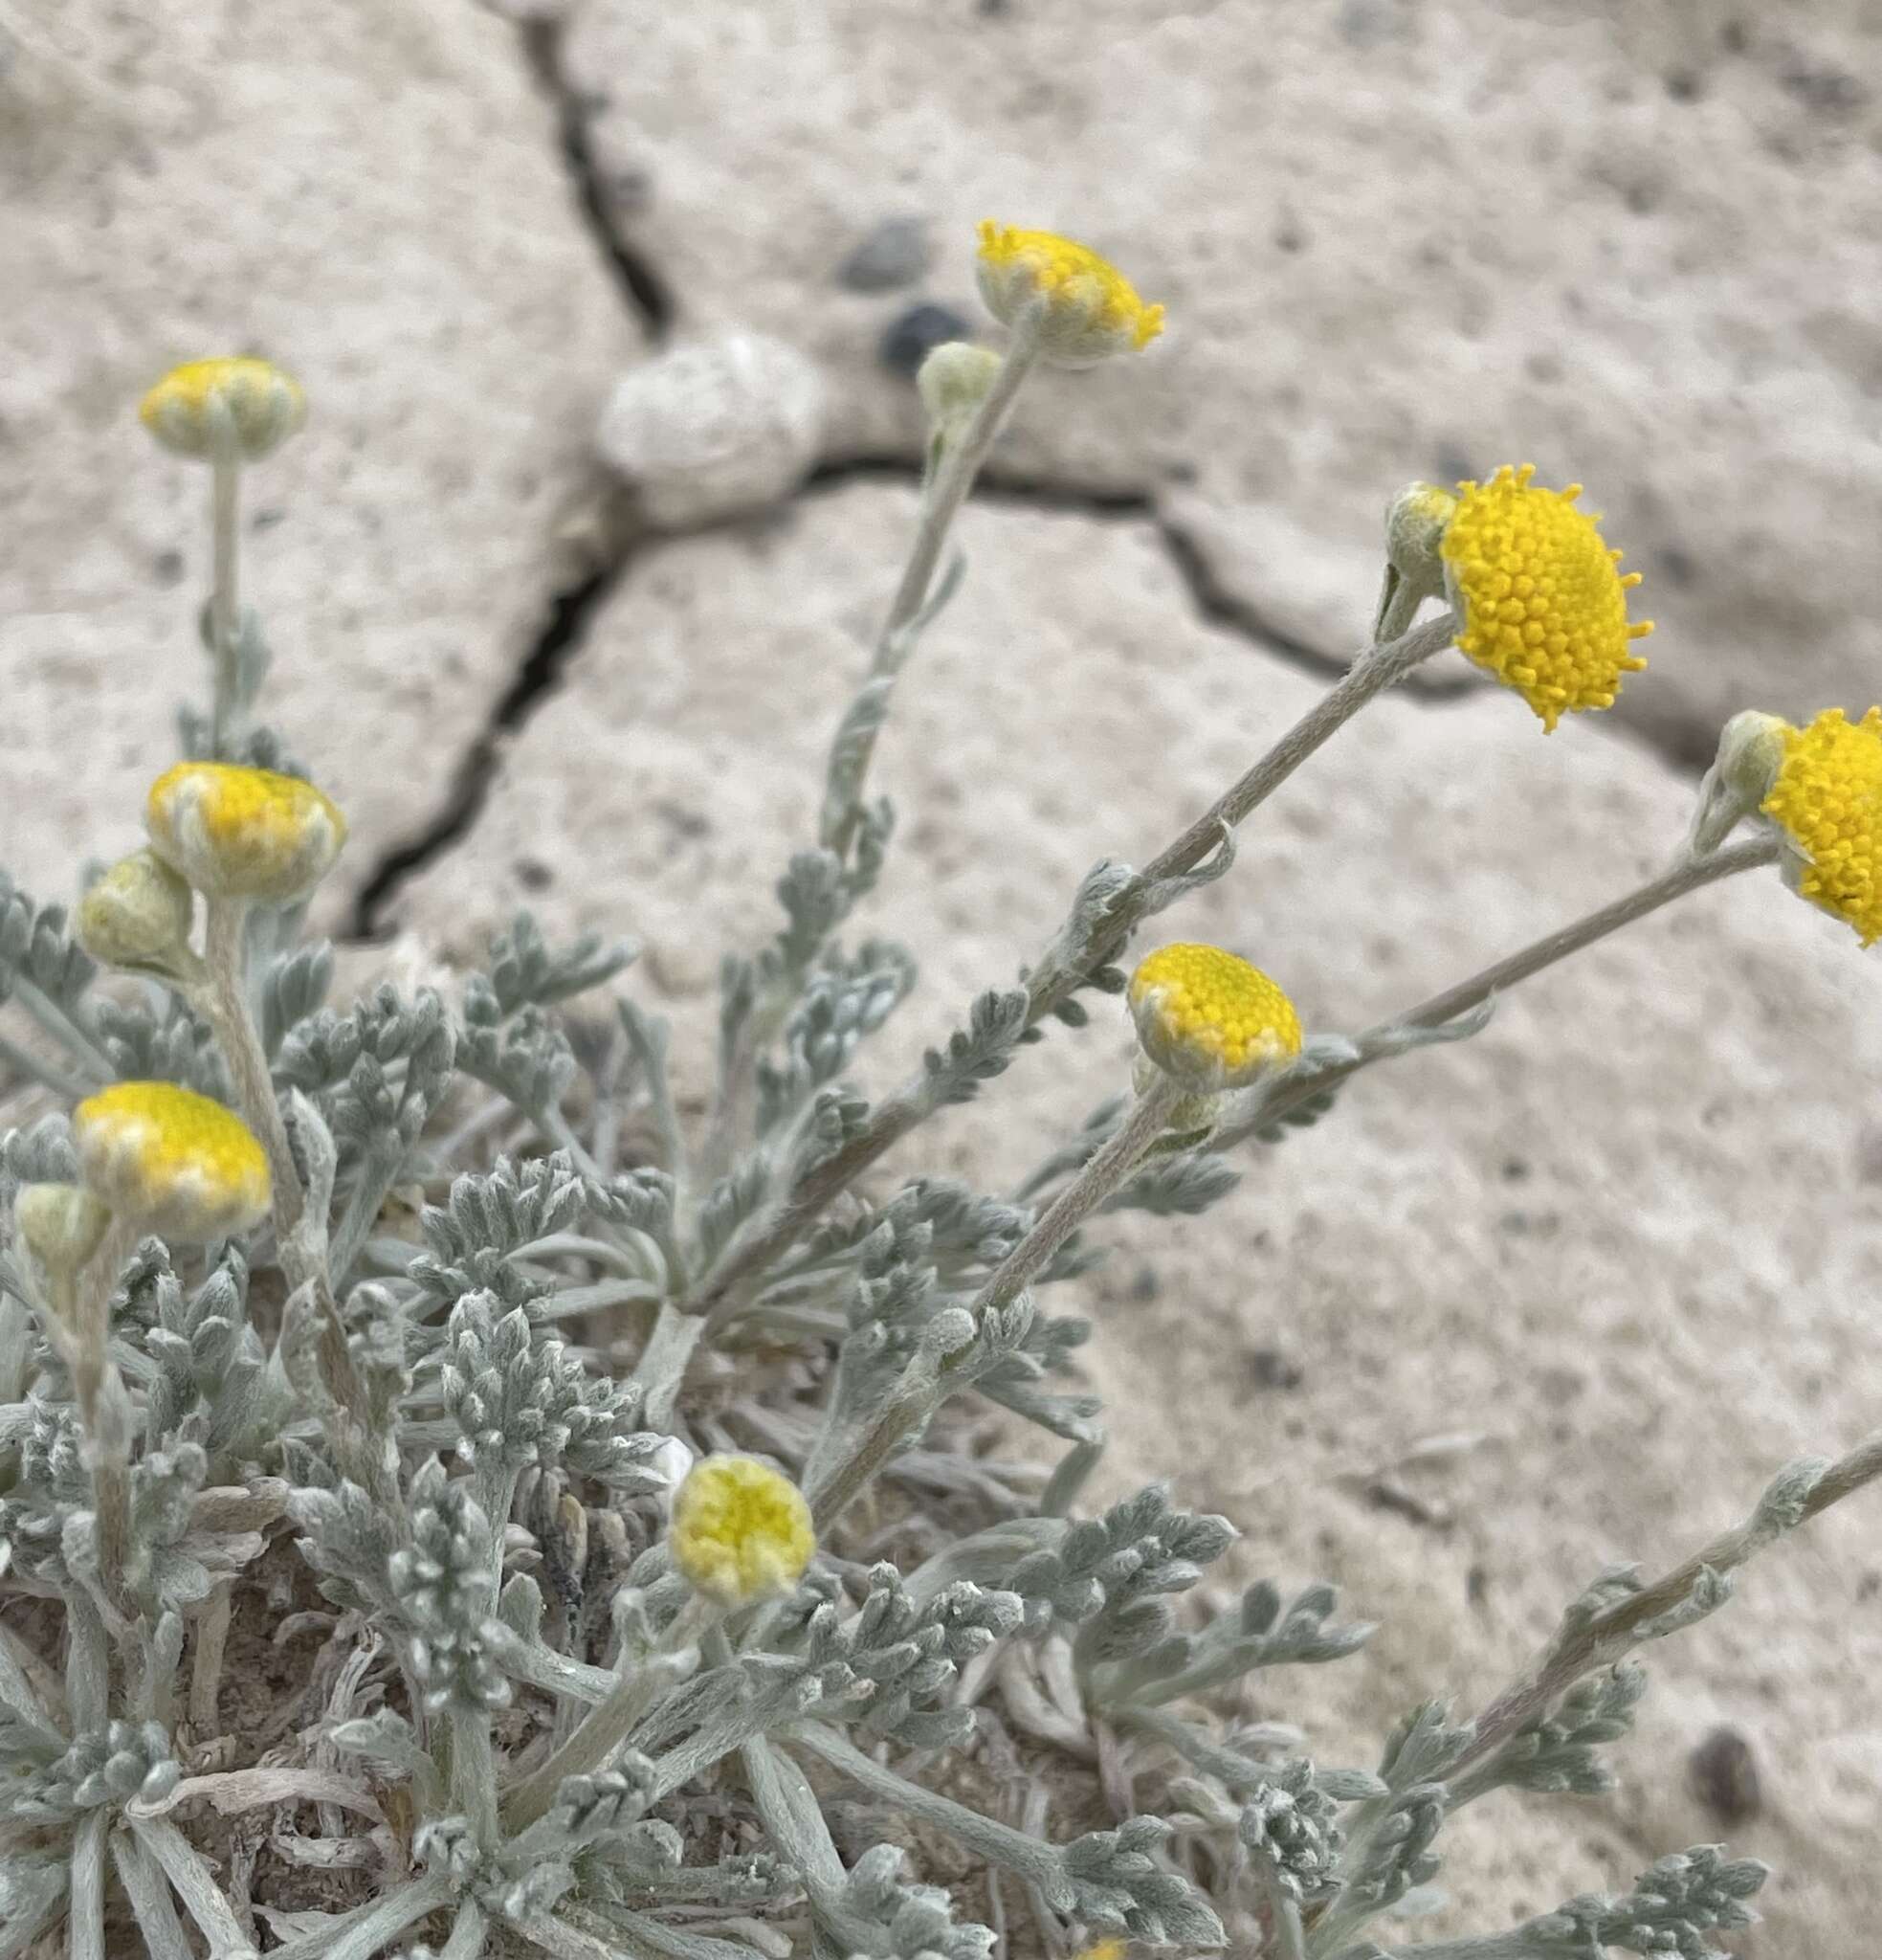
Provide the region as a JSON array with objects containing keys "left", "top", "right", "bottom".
[
  {"left": 519, "top": 18, "right": 674, "bottom": 343},
  {"left": 347, "top": 553, "right": 630, "bottom": 939}
]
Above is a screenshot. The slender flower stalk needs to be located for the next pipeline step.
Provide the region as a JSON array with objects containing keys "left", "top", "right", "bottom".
[
  {"left": 807, "top": 1071, "right": 1185, "bottom": 1534},
  {"left": 1212, "top": 835, "right": 1781, "bottom": 1154},
  {"left": 209, "top": 437, "right": 241, "bottom": 756},
  {"left": 821, "top": 299, "right": 1046, "bottom": 865}
]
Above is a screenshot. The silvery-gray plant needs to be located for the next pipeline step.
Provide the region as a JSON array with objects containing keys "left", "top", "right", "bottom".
[{"left": 0, "top": 231, "right": 1877, "bottom": 1960}]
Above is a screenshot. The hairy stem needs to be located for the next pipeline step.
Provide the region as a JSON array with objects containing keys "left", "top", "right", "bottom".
[
  {"left": 970, "top": 1071, "right": 1183, "bottom": 1317},
  {"left": 1212, "top": 835, "right": 1782, "bottom": 1153},
  {"left": 822, "top": 304, "right": 1045, "bottom": 860},
  {"left": 199, "top": 897, "right": 304, "bottom": 1247},
  {"left": 500, "top": 1592, "right": 718, "bottom": 1835},
  {"left": 210, "top": 449, "right": 241, "bottom": 756},
  {"left": 1449, "top": 1426, "right": 1882, "bottom": 1785}
]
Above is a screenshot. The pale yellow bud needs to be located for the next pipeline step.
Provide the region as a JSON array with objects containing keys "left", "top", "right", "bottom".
[
  {"left": 916, "top": 342, "right": 1003, "bottom": 441},
  {"left": 76, "top": 850, "right": 198, "bottom": 980},
  {"left": 139, "top": 358, "right": 306, "bottom": 463},
  {"left": 74, "top": 1082, "right": 271, "bottom": 1243},
  {"left": 12, "top": 1184, "right": 111, "bottom": 1274},
  {"left": 145, "top": 763, "right": 346, "bottom": 905}
]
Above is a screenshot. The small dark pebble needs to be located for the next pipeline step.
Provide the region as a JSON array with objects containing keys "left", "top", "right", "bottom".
[
  {"left": 1500, "top": 1156, "right": 1531, "bottom": 1183},
  {"left": 879, "top": 301, "right": 975, "bottom": 379},
  {"left": 1249, "top": 1348, "right": 1303, "bottom": 1392},
  {"left": 152, "top": 548, "right": 185, "bottom": 588},
  {"left": 514, "top": 858, "right": 554, "bottom": 893},
  {"left": 1664, "top": 68, "right": 1703, "bottom": 102},
  {"left": 1655, "top": 543, "right": 1699, "bottom": 589},
  {"left": 1690, "top": 1726, "right": 1761, "bottom": 1824},
  {"left": 837, "top": 216, "right": 931, "bottom": 293},
  {"left": 1780, "top": 61, "right": 1867, "bottom": 119},
  {"left": 1129, "top": 1265, "right": 1160, "bottom": 1303}
]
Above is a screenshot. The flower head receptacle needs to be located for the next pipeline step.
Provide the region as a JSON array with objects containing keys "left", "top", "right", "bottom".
[
  {"left": 1761, "top": 706, "right": 1882, "bottom": 947},
  {"left": 975, "top": 223, "right": 1164, "bottom": 366},
  {"left": 139, "top": 358, "right": 306, "bottom": 462},
  {"left": 1440, "top": 464, "right": 1652, "bottom": 731},
  {"left": 1129, "top": 944, "right": 1302, "bottom": 1090},
  {"left": 670, "top": 1454, "right": 815, "bottom": 1608},
  {"left": 76, "top": 850, "right": 199, "bottom": 982},
  {"left": 146, "top": 762, "right": 346, "bottom": 905},
  {"left": 74, "top": 1081, "right": 271, "bottom": 1242}
]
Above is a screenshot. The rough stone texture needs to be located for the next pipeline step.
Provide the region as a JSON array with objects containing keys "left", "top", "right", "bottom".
[
  {"left": 398, "top": 481, "right": 1882, "bottom": 1951},
  {"left": 560, "top": 0, "right": 1882, "bottom": 753},
  {"left": 0, "top": 0, "right": 638, "bottom": 915}
]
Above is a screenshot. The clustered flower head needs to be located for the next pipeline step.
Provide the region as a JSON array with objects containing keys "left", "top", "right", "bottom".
[
  {"left": 669, "top": 1453, "right": 815, "bottom": 1607},
  {"left": 1438, "top": 463, "right": 1652, "bottom": 731},
  {"left": 1761, "top": 706, "right": 1882, "bottom": 947},
  {"left": 139, "top": 356, "right": 306, "bottom": 462},
  {"left": 1129, "top": 943, "right": 1302, "bottom": 1089},
  {"left": 976, "top": 222, "right": 1164, "bottom": 366},
  {"left": 146, "top": 760, "right": 347, "bottom": 904},
  {"left": 72, "top": 1081, "right": 271, "bottom": 1242}
]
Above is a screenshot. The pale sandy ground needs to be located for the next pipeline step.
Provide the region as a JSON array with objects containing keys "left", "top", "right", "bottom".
[{"left": 4, "top": 1, "right": 1881, "bottom": 1953}]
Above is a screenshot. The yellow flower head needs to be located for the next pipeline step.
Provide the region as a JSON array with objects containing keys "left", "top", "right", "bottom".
[
  {"left": 146, "top": 763, "right": 347, "bottom": 904},
  {"left": 74, "top": 1082, "right": 271, "bottom": 1242},
  {"left": 139, "top": 357, "right": 306, "bottom": 462},
  {"left": 975, "top": 222, "right": 1164, "bottom": 366},
  {"left": 1439, "top": 464, "right": 1652, "bottom": 731},
  {"left": 1129, "top": 944, "right": 1302, "bottom": 1089},
  {"left": 670, "top": 1455, "right": 815, "bottom": 1607},
  {"left": 1760, "top": 707, "right": 1882, "bottom": 947},
  {"left": 1075, "top": 1945, "right": 1128, "bottom": 1960}
]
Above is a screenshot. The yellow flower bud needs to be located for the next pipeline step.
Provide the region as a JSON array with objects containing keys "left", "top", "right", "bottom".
[
  {"left": 74, "top": 1082, "right": 271, "bottom": 1242},
  {"left": 139, "top": 358, "right": 306, "bottom": 463},
  {"left": 974, "top": 222, "right": 1164, "bottom": 367},
  {"left": 1129, "top": 944, "right": 1302, "bottom": 1090},
  {"left": 76, "top": 850, "right": 198, "bottom": 980},
  {"left": 12, "top": 1184, "right": 111, "bottom": 1275},
  {"left": 145, "top": 763, "right": 346, "bottom": 905},
  {"left": 669, "top": 1455, "right": 815, "bottom": 1608},
  {"left": 1760, "top": 706, "right": 1882, "bottom": 947},
  {"left": 1439, "top": 464, "right": 1652, "bottom": 732}
]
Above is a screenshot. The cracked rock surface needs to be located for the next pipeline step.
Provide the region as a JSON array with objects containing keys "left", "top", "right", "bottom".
[
  {"left": 558, "top": 0, "right": 1882, "bottom": 755},
  {"left": 0, "top": 0, "right": 639, "bottom": 913},
  {"left": 399, "top": 479, "right": 1882, "bottom": 1950}
]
